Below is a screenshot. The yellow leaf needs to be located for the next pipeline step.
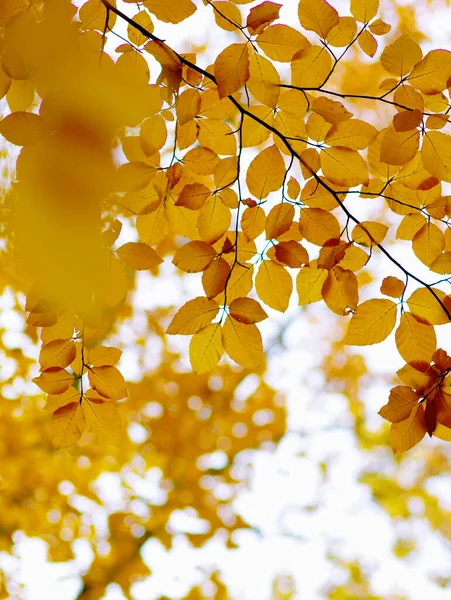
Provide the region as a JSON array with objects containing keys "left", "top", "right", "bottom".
[
  {"left": 222, "top": 316, "right": 263, "bottom": 370},
  {"left": 352, "top": 221, "right": 388, "bottom": 247},
  {"left": 395, "top": 312, "right": 437, "bottom": 365},
  {"left": 228, "top": 296, "right": 269, "bottom": 326},
  {"left": 117, "top": 242, "right": 163, "bottom": 270},
  {"left": 33, "top": 368, "right": 75, "bottom": 395},
  {"left": 358, "top": 30, "right": 377, "bottom": 58},
  {"left": 45, "top": 387, "right": 82, "bottom": 413},
  {"left": 256, "top": 24, "right": 309, "bottom": 62},
  {"left": 350, "top": 0, "right": 379, "bottom": 22},
  {"left": 115, "top": 161, "right": 155, "bottom": 192},
  {"left": 127, "top": 10, "right": 154, "bottom": 46},
  {"left": 369, "top": 18, "right": 391, "bottom": 35},
  {"left": 39, "top": 339, "right": 76, "bottom": 371},
  {"left": 380, "top": 127, "right": 419, "bottom": 165},
  {"left": 299, "top": 208, "right": 340, "bottom": 246},
  {"left": 7, "top": 78, "right": 35, "bottom": 112},
  {"left": 143, "top": 0, "right": 196, "bottom": 23},
  {"left": 322, "top": 266, "right": 358, "bottom": 315},
  {"left": 265, "top": 203, "right": 294, "bottom": 239},
  {"left": 255, "top": 260, "right": 292, "bottom": 312},
  {"left": 380, "top": 276, "right": 405, "bottom": 299},
  {"left": 79, "top": 0, "right": 117, "bottom": 30},
  {"left": 325, "top": 119, "right": 377, "bottom": 150},
  {"left": 412, "top": 223, "right": 444, "bottom": 267},
  {"left": 287, "top": 177, "right": 301, "bottom": 199},
  {"left": 172, "top": 241, "right": 217, "bottom": 272},
  {"left": 137, "top": 204, "right": 170, "bottom": 245},
  {"left": 297, "top": 266, "right": 328, "bottom": 305},
  {"left": 320, "top": 147, "right": 369, "bottom": 187},
  {"left": 390, "top": 404, "right": 426, "bottom": 454},
  {"left": 326, "top": 16, "right": 357, "bottom": 48},
  {"left": 87, "top": 346, "right": 122, "bottom": 367},
  {"left": 274, "top": 241, "right": 309, "bottom": 268},
  {"left": 202, "top": 257, "right": 230, "bottom": 299},
  {"left": 88, "top": 366, "right": 127, "bottom": 400},
  {"left": 51, "top": 402, "right": 84, "bottom": 449},
  {"left": 298, "top": 0, "right": 338, "bottom": 38},
  {"left": 338, "top": 245, "right": 369, "bottom": 271},
  {"left": 248, "top": 50, "right": 280, "bottom": 108},
  {"left": 198, "top": 197, "right": 231, "bottom": 244},
  {"left": 0, "top": 111, "right": 50, "bottom": 146},
  {"left": 421, "top": 131, "right": 451, "bottom": 183},
  {"left": 291, "top": 46, "right": 332, "bottom": 88},
  {"left": 167, "top": 297, "right": 219, "bottom": 335},
  {"left": 241, "top": 206, "right": 266, "bottom": 240},
  {"left": 82, "top": 398, "right": 121, "bottom": 445},
  {"left": 220, "top": 263, "right": 254, "bottom": 303},
  {"left": 175, "top": 183, "right": 211, "bottom": 210},
  {"left": 189, "top": 323, "right": 224, "bottom": 374},
  {"left": 246, "top": 145, "right": 285, "bottom": 199},
  {"left": 176, "top": 88, "right": 201, "bottom": 126},
  {"left": 212, "top": 1, "right": 242, "bottom": 31},
  {"left": 140, "top": 115, "right": 167, "bottom": 156},
  {"left": 407, "top": 287, "right": 450, "bottom": 325},
  {"left": 346, "top": 299, "right": 397, "bottom": 345},
  {"left": 246, "top": 1, "right": 281, "bottom": 35},
  {"left": 380, "top": 34, "right": 423, "bottom": 77},
  {"left": 214, "top": 157, "right": 238, "bottom": 189},
  {"left": 409, "top": 49, "right": 451, "bottom": 94},
  {"left": 379, "top": 386, "right": 420, "bottom": 423},
  {"left": 214, "top": 43, "right": 250, "bottom": 98},
  {"left": 198, "top": 119, "right": 236, "bottom": 156},
  {"left": 183, "top": 146, "right": 220, "bottom": 176}
]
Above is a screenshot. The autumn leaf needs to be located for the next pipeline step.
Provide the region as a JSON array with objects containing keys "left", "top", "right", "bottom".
[
  {"left": 222, "top": 316, "right": 263, "bottom": 370},
  {"left": 166, "top": 297, "right": 219, "bottom": 335},
  {"left": 229, "top": 297, "right": 268, "bottom": 324},
  {"left": 390, "top": 404, "right": 427, "bottom": 454},
  {"left": 88, "top": 366, "right": 128, "bottom": 400},
  {"left": 117, "top": 242, "right": 163, "bottom": 270},
  {"left": 189, "top": 323, "right": 223, "bottom": 374},
  {"left": 346, "top": 299, "right": 397, "bottom": 345}
]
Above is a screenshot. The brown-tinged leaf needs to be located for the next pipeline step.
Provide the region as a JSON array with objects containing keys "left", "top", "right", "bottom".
[
  {"left": 247, "top": 1, "right": 281, "bottom": 35},
  {"left": 379, "top": 386, "right": 420, "bottom": 423},
  {"left": 274, "top": 241, "right": 309, "bottom": 268},
  {"left": 322, "top": 266, "right": 358, "bottom": 315},
  {"left": 380, "top": 276, "right": 405, "bottom": 298},
  {"left": 167, "top": 297, "right": 219, "bottom": 335},
  {"left": 229, "top": 297, "right": 268, "bottom": 324}
]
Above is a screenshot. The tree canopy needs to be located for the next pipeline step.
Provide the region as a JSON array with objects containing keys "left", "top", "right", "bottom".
[{"left": 1, "top": 0, "right": 451, "bottom": 598}]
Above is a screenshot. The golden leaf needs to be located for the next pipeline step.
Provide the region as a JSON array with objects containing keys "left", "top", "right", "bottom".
[
  {"left": 346, "top": 299, "right": 397, "bottom": 345},
  {"left": 222, "top": 316, "right": 263, "bottom": 370},
  {"left": 255, "top": 260, "right": 292, "bottom": 312},
  {"left": 117, "top": 242, "right": 163, "bottom": 270},
  {"left": 229, "top": 297, "right": 268, "bottom": 324},
  {"left": 189, "top": 323, "right": 223, "bottom": 374},
  {"left": 379, "top": 386, "right": 420, "bottom": 423},
  {"left": 395, "top": 312, "right": 437, "bottom": 365},
  {"left": 88, "top": 366, "right": 128, "bottom": 400},
  {"left": 166, "top": 297, "right": 219, "bottom": 335},
  {"left": 214, "top": 43, "right": 250, "bottom": 98}
]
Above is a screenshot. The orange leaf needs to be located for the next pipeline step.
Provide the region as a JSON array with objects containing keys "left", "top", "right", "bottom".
[
  {"left": 202, "top": 257, "right": 230, "bottom": 298},
  {"left": 117, "top": 242, "right": 163, "bottom": 270},
  {"left": 380, "top": 276, "right": 405, "bottom": 298},
  {"left": 320, "top": 147, "right": 369, "bottom": 187},
  {"left": 274, "top": 241, "right": 309, "bottom": 268},
  {"left": 39, "top": 339, "right": 76, "bottom": 371},
  {"left": 407, "top": 287, "right": 450, "bottom": 325},
  {"left": 229, "top": 297, "right": 268, "bottom": 324},
  {"left": 379, "top": 386, "right": 420, "bottom": 423},
  {"left": 51, "top": 402, "right": 84, "bottom": 449},
  {"left": 390, "top": 404, "right": 426, "bottom": 453},
  {"left": 322, "top": 266, "right": 358, "bottom": 315},
  {"left": 265, "top": 203, "right": 294, "bottom": 239},
  {"left": 214, "top": 43, "right": 250, "bottom": 98},
  {"left": 299, "top": 208, "right": 340, "bottom": 246},
  {"left": 381, "top": 34, "right": 422, "bottom": 77},
  {"left": 246, "top": 1, "right": 281, "bottom": 35},
  {"left": 246, "top": 145, "right": 286, "bottom": 199},
  {"left": 88, "top": 366, "right": 127, "bottom": 400},
  {"left": 298, "top": 0, "right": 338, "bottom": 38}
]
